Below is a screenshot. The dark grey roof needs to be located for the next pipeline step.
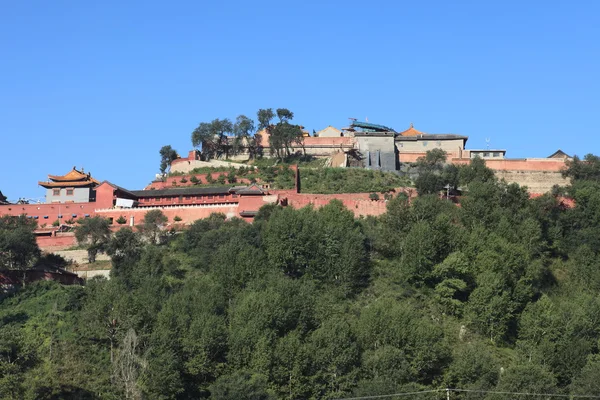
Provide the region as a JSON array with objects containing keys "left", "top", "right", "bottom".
[
  {"left": 100, "top": 181, "right": 138, "bottom": 199},
  {"left": 548, "top": 149, "right": 571, "bottom": 159},
  {"left": 130, "top": 186, "right": 232, "bottom": 198},
  {"left": 395, "top": 134, "right": 468, "bottom": 142},
  {"left": 354, "top": 131, "right": 395, "bottom": 137},
  {"left": 235, "top": 185, "right": 265, "bottom": 195}
]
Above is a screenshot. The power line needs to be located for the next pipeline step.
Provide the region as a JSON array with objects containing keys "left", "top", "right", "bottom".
[
  {"left": 334, "top": 389, "right": 443, "bottom": 400},
  {"left": 451, "top": 388, "right": 600, "bottom": 398},
  {"left": 334, "top": 387, "right": 600, "bottom": 400}
]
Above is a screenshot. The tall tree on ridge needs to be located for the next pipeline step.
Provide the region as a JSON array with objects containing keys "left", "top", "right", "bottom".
[
  {"left": 233, "top": 115, "right": 257, "bottom": 158},
  {"left": 264, "top": 108, "right": 304, "bottom": 160},
  {"left": 191, "top": 118, "right": 234, "bottom": 160},
  {"left": 159, "top": 145, "right": 178, "bottom": 175}
]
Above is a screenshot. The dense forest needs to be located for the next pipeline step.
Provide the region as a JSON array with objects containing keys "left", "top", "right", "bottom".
[{"left": 1, "top": 154, "right": 600, "bottom": 399}]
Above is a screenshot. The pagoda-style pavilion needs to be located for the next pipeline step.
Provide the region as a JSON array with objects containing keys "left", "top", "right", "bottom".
[{"left": 38, "top": 167, "right": 100, "bottom": 204}]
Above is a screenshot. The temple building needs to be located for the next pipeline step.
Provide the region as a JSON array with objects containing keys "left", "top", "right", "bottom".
[
  {"left": 38, "top": 167, "right": 100, "bottom": 204},
  {"left": 395, "top": 124, "right": 469, "bottom": 162}
]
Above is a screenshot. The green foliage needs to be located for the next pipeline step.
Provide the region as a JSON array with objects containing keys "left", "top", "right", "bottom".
[
  {"left": 74, "top": 216, "right": 111, "bottom": 263},
  {"left": 413, "top": 148, "right": 449, "bottom": 195},
  {"left": 139, "top": 209, "right": 168, "bottom": 244},
  {"left": 191, "top": 118, "right": 234, "bottom": 159},
  {"left": 4, "top": 152, "right": 600, "bottom": 399},
  {"left": 563, "top": 153, "right": 600, "bottom": 183},
  {"left": 300, "top": 168, "right": 409, "bottom": 194},
  {"left": 116, "top": 215, "right": 127, "bottom": 225},
  {"left": 210, "top": 370, "right": 274, "bottom": 400},
  {"left": 262, "top": 202, "right": 369, "bottom": 293},
  {"left": 226, "top": 170, "right": 236, "bottom": 184},
  {"left": 0, "top": 215, "right": 40, "bottom": 274},
  {"left": 159, "top": 145, "right": 178, "bottom": 174}
]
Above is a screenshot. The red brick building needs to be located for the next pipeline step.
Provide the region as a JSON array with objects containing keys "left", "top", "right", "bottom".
[{"left": 0, "top": 168, "right": 280, "bottom": 248}]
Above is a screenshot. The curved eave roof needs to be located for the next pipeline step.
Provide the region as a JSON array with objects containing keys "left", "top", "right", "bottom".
[
  {"left": 398, "top": 126, "right": 426, "bottom": 136},
  {"left": 38, "top": 181, "right": 98, "bottom": 189},
  {"left": 47, "top": 169, "right": 89, "bottom": 182}
]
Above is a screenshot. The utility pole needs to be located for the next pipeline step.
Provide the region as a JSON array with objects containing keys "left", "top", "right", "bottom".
[{"left": 446, "top": 388, "right": 450, "bottom": 400}]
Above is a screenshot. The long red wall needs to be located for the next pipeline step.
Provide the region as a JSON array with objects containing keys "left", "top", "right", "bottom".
[
  {"left": 0, "top": 202, "right": 99, "bottom": 227},
  {"left": 450, "top": 157, "right": 567, "bottom": 172},
  {"left": 280, "top": 192, "right": 400, "bottom": 217}
]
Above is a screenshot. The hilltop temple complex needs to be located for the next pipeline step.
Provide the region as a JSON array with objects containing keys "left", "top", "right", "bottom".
[
  {"left": 180, "top": 120, "right": 570, "bottom": 193},
  {"left": 0, "top": 120, "right": 573, "bottom": 249}
]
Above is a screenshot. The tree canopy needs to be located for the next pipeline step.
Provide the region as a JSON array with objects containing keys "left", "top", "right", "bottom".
[
  {"left": 74, "top": 216, "right": 111, "bottom": 263},
  {"left": 3, "top": 154, "right": 600, "bottom": 399},
  {"left": 159, "top": 145, "right": 179, "bottom": 175}
]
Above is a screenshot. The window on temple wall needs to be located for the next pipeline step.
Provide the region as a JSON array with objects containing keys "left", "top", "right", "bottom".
[
  {"left": 483, "top": 152, "right": 490, "bottom": 157},
  {"left": 53, "top": 189, "right": 60, "bottom": 196},
  {"left": 493, "top": 152, "right": 500, "bottom": 157},
  {"left": 218, "top": 194, "right": 225, "bottom": 199},
  {"left": 66, "top": 188, "right": 74, "bottom": 196}
]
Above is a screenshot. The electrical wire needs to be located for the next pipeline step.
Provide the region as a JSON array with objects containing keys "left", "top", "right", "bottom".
[
  {"left": 450, "top": 388, "right": 600, "bottom": 398},
  {"left": 334, "top": 389, "right": 443, "bottom": 400},
  {"left": 334, "top": 387, "right": 600, "bottom": 400}
]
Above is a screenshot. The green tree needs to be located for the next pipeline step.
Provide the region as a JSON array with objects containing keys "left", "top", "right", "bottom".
[
  {"left": 233, "top": 115, "right": 256, "bottom": 157},
  {"left": 570, "top": 354, "right": 600, "bottom": 396},
  {"left": 563, "top": 153, "right": 600, "bottom": 183},
  {"left": 191, "top": 118, "right": 234, "bottom": 159},
  {"left": 445, "top": 342, "right": 499, "bottom": 393},
  {"left": 159, "top": 145, "right": 178, "bottom": 175},
  {"left": 0, "top": 215, "right": 40, "bottom": 284},
  {"left": 486, "top": 363, "right": 557, "bottom": 399},
  {"left": 106, "top": 228, "right": 144, "bottom": 282},
  {"left": 74, "top": 216, "right": 111, "bottom": 263},
  {"left": 139, "top": 209, "right": 168, "bottom": 244},
  {"left": 209, "top": 370, "right": 274, "bottom": 400},
  {"left": 413, "top": 149, "right": 449, "bottom": 196},
  {"left": 308, "top": 317, "right": 361, "bottom": 398},
  {"left": 257, "top": 108, "right": 274, "bottom": 131}
]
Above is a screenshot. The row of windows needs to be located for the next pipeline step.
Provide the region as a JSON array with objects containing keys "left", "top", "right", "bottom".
[
  {"left": 27, "top": 213, "right": 91, "bottom": 220},
  {"left": 140, "top": 194, "right": 233, "bottom": 202},
  {"left": 474, "top": 152, "right": 502, "bottom": 158},
  {"left": 52, "top": 188, "right": 75, "bottom": 196}
]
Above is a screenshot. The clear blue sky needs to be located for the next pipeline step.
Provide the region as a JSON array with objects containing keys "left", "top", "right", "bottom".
[{"left": 1, "top": 0, "right": 599, "bottom": 200}]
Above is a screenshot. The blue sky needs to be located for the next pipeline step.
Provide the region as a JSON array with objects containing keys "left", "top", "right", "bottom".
[{"left": 1, "top": 0, "right": 599, "bottom": 200}]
